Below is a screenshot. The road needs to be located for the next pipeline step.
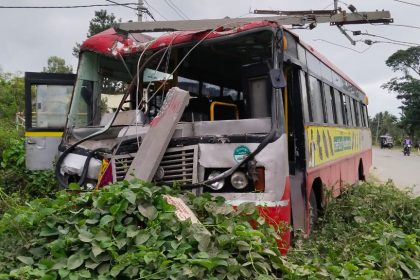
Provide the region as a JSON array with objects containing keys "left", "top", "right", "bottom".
[{"left": 371, "top": 146, "right": 420, "bottom": 196}]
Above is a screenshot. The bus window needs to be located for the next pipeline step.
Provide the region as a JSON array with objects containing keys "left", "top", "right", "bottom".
[
  {"left": 346, "top": 95, "right": 354, "bottom": 126},
  {"left": 334, "top": 89, "right": 344, "bottom": 125},
  {"left": 342, "top": 94, "right": 349, "bottom": 126},
  {"left": 308, "top": 75, "right": 324, "bottom": 123},
  {"left": 323, "top": 84, "right": 336, "bottom": 124},
  {"left": 247, "top": 77, "right": 270, "bottom": 118},
  {"left": 359, "top": 103, "right": 366, "bottom": 127},
  {"left": 353, "top": 99, "right": 361, "bottom": 127},
  {"left": 299, "top": 71, "right": 311, "bottom": 122},
  {"left": 202, "top": 82, "right": 221, "bottom": 98},
  {"left": 362, "top": 104, "right": 369, "bottom": 127},
  {"left": 178, "top": 77, "right": 199, "bottom": 94},
  {"left": 223, "top": 87, "right": 239, "bottom": 100}
]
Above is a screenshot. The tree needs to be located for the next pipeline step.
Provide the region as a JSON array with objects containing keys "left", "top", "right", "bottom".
[
  {"left": 0, "top": 71, "right": 24, "bottom": 120},
  {"left": 369, "top": 111, "right": 402, "bottom": 144},
  {"left": 382, "top": 47, "right": 420, "bottom": 137},
  {"left": 42, "top": 56, "right": 73, "bottom": 74},
  {"left": 72, "top": 9, "right": 120, "bottom": 57}
]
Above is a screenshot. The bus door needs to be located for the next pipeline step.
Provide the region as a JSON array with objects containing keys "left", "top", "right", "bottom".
[
  {"left": 284, "top": 66, "right": 307, "bottom": 231},
  {"left": 24, "top": 72, "right": 76, "bottom": 170}
]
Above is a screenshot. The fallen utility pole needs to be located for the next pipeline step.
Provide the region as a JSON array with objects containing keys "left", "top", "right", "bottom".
[{"left": 116, "top": 10, "right": 392, "bottom": 33}]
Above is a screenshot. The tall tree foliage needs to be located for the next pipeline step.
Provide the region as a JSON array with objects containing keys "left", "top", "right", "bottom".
[
  {"left": 42, "top": 56, "right": 73, "bottom": 74},
  {"left": 0, "top": 71, "right": 24, "bottom": 122},
  {"left": 369, "top": 111, "right": 402, "bottom": 144},
  {"left": 382, "top": 47, "right": 420, "bottom": 137},
  {"left": 72, "top": 10, "right": 120, "bottom": 57}
]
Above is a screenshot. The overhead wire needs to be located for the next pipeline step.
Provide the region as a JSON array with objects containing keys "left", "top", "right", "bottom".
[
  {"left": 358, "top": 32, "right": 420, "bottom": 46},
  {"left": 313, "top": 39, "right": 372, "bottom": 53},
  {"left": 393, "top": 0, "right": 420, "bottom": 7},
  {"left": 144, "top": 0, "right": 169, "bottom": 20},
  {"left": 166, "top": 0, "right": 189, "bottom": 19},
  {"left": 104, "top": 0, "right": 137, "bottom": 10},
  {"left": 0, "top": 3, "right": 137, "bottom": 9},
  {"left": 164, "top": 0, "right": 189, "bottom": 20}
]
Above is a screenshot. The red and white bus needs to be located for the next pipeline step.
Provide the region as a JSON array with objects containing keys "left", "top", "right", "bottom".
[{"left": 52, "top": 19, "right": 371, "bottom": 249}]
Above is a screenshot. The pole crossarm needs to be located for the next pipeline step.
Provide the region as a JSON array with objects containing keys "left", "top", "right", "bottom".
[{"left": 116, "top": 10, "right": 392, "bottom": 33}]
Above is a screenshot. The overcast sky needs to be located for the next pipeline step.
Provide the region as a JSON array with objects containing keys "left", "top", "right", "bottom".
[{"left": 1, "top": 0, "right": 419, "bottom": 117}]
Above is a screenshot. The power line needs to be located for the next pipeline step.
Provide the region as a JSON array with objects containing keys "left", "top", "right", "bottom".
[
  {"left": 167, "top": 0, "right": 189, "bottom": 19},
  {"left": 144, "top": 0, "right": 169, "bottom": 20},
  {"left": 362, "top": 40, "right": 416, "bottom": 47},
  {"left": 164, "top": 0, "right": 189, "bottom": 20},
  {"left": 372, "top": 23, "right": 420, "bottom": 30},
  {"left": 104, "top": 0, "right": 137, "bottom": 10},
  {"left": 359, "top": 32, "right": 420, "bottom": 46},
  {"left": 346, "top": 29, "right": 420, "bottom": 46},
  {"left": 393, "top": 0, "right": 420, "bottom": 7},
  {"left": 0, "top": 3, "right": 138, "bottom": 9},
  {"left": 313, "top": 39, "right": 372, "bottom": 53}
]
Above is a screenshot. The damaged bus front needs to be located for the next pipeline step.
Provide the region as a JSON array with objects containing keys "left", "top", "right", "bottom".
[{"left": 57, "top": 21, "right": 291, "bottom": 243}]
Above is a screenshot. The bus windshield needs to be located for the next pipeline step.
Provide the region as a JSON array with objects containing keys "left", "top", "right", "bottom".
[{"left": 65, "top": 29, "right": 277, "bottom": 142}]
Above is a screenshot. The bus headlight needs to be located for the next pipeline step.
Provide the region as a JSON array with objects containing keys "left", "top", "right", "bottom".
[
  {"left": 231, "top": 171, "right": 249, "bottom": 190},
  {"left": 207, "top": 171, "right": 225, "bottom": 190}
]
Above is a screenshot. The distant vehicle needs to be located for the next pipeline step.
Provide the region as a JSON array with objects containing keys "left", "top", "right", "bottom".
[
  {"left": 379, "top": 135, "right": 394, "bottom": 149},
  {"left": 403, "top": 144, "right": 411, "bottom": 156}
]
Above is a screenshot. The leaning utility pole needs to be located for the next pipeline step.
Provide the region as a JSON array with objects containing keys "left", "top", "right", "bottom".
[
  {"left": 138, "top": 0, "right": 144, "bottom": 22},
  {"left": 117, "top": 9, "right": 392, "bottom": 33}
]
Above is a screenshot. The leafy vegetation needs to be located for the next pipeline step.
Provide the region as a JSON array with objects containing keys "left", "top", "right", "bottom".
[
  {"left": 382, "top": 46, "right": 420, "bottom": 139},
  {"left": 0, "top": 179, "right": 418, "bottom": 279},
  {"left": 287, "top": 181, "right": 420, "bottom": 279},
  {"left": 0, "top": 139, "right": 58, "bottom": 211},
  {"left": 0, "top": 181, "right": 286, "bottom": 279},
  {"left": 42, "top": 56, "right": 73, "bottom": 74}
]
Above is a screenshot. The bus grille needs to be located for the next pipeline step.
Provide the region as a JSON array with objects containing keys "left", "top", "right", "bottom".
[{"left": 112, "top": 146, "right": 198, "bottom": 184}]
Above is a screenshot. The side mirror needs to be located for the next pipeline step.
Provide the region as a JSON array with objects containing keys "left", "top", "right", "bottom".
[{"left": 269, "top": 68, "right": 286, "bottom": 89}]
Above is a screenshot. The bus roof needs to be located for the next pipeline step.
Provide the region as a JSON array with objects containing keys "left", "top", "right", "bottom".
[{"left": 80, "top": 20, "right": 365, "bottom": 95}]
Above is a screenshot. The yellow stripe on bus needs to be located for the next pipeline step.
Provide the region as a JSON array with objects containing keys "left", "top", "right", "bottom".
[{"left": 25, "top": 131, "right": 64, "bottom": 137}]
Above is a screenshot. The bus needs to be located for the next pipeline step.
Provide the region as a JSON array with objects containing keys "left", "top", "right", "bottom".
[{"left": 54, "top": 19, "right": 371, "bottom": 247}]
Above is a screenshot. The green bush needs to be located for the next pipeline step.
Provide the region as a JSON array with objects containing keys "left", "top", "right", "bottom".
[
  {"left": 0, "top": 121, "right": 19, "bottom": 156},
  {"left": 0, "top": 181, "right": 287, "bottom": 279},
  {"left": 0, "top": 138, "right": 58, "bottom": 208},
  {"left": 286, "top": 182, "right": 420, "bottom": 279}
]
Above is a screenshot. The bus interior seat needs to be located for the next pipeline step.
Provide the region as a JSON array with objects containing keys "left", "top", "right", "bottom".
[{"left": 210, "top": 96, "right": 239, "bottom": 121}]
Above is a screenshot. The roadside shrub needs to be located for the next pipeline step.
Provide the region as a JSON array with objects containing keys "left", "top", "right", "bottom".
[
  {"left": 0, "top": 180, "right": 287, "bottom": 279},
  {"left": 0, "top": 138, "right": 57, "bottom": 207},
  {"left": 286, "top": 182, "right": 420, "bottom": 279},
  {"left": 0, "top": 121, "right": 19, "bottom": 156}
]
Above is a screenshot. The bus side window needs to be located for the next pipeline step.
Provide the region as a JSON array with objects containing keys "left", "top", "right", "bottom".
[
  {"left": 349, "top": 97, "right": 356, "bottom": 126},
  {"left": 359, "top": 102, "right": 366, "bottom": 127},
  {"left": 308, "top": 75, "right": 325, "bottom": 123},
  {"left": 341, "top": 93, "right": 348, "bottom": 126},
  {"left": 323, "top": 83, "right": 336, "bottom": 124},
  {"left": 299, "top": 71, "right": 311, "bottom": 122},
  {"left": 353, "top": 99, "right": 361, "bottom": 127},
  {"left": 334, "top": 89, "right": 344, "bottom": 125},
  {"left": 363, "top": 105, "right": 369, "bottom": 128},
  {"left": 345, "top": 95, "right": 354, "bottom": 126}
]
